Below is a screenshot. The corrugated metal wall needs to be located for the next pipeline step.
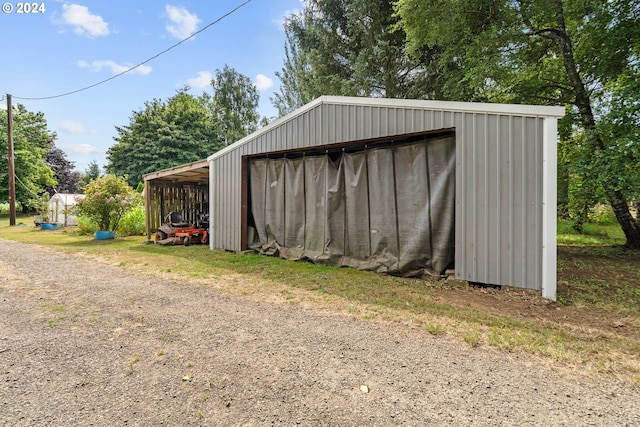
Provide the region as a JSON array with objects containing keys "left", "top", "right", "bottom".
[
  {"left": 209, "top": 102, "right": 547, "bottom": 291},
  {"left": 456, "top": 114, "right": 543, "bottom": 290}
]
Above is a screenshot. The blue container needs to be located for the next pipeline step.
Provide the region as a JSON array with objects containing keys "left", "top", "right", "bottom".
[
  {"left": 41, "top": 223, "right": 57, "bottom": 230},
  {"left": 95, "top": 230, "right": 115, "bottom": 240}
]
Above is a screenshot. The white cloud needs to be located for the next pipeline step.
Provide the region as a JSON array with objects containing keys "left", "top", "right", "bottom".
[
  {"left": 61, "top": 4, "right": 109, "bottom": 38},
  {"left": 277, "top": 1, "right": 304, "bottom": 31},
  {"left": 165, "top": 5, "right": 200, "bottom": 39},
  {"left": 255, "top": 74, "right": 273, "bottom": 91},
  {"left": 59, "top": 120, "right": 86, "bottom": 134},
  {"left": 77, "top": 60, "right": 152, "bottom": 75},
  {"left": 65, "top": 143, "right": 100, "bottom": 154},
  {"left": 186, "top": 71, "right": 213, "bottom": 89}
]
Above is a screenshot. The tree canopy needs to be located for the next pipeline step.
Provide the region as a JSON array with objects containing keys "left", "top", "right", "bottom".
[
  {"left": 106, "top": 65, "right": 261, "bottom": 187},
  {"left": 271, "top": 0, "right": 448, "bottom": 116},
  {"left": 46, "top": 147, "right": 82, "bottom": 194},
  {"left": 106, "top": 90, "right": 223, "bottom": 187},
  {"left": 271, "top": 0, "right": 640, "bottom": 247},
  {"left": 0, "top": 104, "right": 57, "bottom": 211},
  {"left": 394, "top": 0, "right": 640, "bottom": 246},
  {"left": 212, "top": 65, "right": 260, "bottom": 144}
]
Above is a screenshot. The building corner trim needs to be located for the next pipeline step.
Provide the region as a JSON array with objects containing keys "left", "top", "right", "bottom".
[{"left": 541, "top": 118, "right": 558, "bottom": 300}]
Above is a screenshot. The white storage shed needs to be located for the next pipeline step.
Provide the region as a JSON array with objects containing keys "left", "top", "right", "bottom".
[{"left": 206, "top": 96, "right": 564, "bottom": 299}]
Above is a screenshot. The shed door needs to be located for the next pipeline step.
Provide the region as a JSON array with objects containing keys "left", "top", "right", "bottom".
[{"left": 247, "top": 135, "right": 455, "bottom": 276}]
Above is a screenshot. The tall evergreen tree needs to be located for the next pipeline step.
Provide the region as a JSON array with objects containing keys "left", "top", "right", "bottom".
[
  {"left": 271, "top": 0, "right": 448, "bottom": 115},
  {"left": 84, "top": 160, "right": 101, "bottom": 182},
  {"left": 80, "top": 160, "right": 102, "bottom": 189}
]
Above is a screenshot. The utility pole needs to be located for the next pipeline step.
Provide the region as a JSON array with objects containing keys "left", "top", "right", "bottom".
[{"left": 7, "top": 94, "right": 16, "bottom": 226}]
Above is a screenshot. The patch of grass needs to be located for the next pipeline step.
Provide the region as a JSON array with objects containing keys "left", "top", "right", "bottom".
[
  {"left": 48, "top": 304, "right": 67, "bottom": 314},
  {"left": 47, "top": 317, "right": 61, "bottom": 327},
  {"left": 39, "top": 302, "right": 77, "bottom": 327},
  {"left": 557, "top": 219, "right": 626, "bottom": 245},
  {"left": 557, "top": 245, "right": 640, "bottom": 316},
  {"left": 423, "top": 323, "right": 445, "bottom": 335},
  {"left": 154, "top": 349, "right": 166, "bottom": 363},
  {"left": 463, "top": 326, "right": 481, "bottom": 347}
]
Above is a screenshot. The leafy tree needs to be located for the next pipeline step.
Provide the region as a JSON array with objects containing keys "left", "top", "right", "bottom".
[
  {"left": 211, "top": 64, "right": 260, "bottom": 144},
  {"left": 46, "top": 147, "right": 81, "bottom": 194},
  {"left": 107, "top": 67, "right": 262, "bottom": 187},
  {"left": 394, "top": 0, "right": 640, "bottom": 247},
  {"left": 0, "top": 103, "right": 57, "bottom": 211},
  {"left": 271, "top": 0, "right": 448, "bottom": 115},
  {"left": 106, "top": 90, "right": 223, "bottom": 187},
  {"left": 596, "top": 71, "right": 640, "bottom": 205}
]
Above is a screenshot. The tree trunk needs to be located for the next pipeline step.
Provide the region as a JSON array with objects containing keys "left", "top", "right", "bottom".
[
  {"left": 607, "top": 188, "right": 640, "bottom": 248},
  {"left": 539, "top": 0, "right": 640, "bottom": 248}
]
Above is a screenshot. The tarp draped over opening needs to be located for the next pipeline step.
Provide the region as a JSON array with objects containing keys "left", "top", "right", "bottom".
[{"left": 248, "top": 136, "right": 455, "bottom": 276}]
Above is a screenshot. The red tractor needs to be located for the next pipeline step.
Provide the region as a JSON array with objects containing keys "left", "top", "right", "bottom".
[{"left": 155, "top": 211, "right": 209, "bottom": 246}]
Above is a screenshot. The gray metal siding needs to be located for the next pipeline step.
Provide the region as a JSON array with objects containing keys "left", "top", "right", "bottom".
[
  {"left": 454, "top": 114, "right": 543, "bottom": 290},
  {"left": 210, "top": 102, "right": 547, "bottom": 291}
]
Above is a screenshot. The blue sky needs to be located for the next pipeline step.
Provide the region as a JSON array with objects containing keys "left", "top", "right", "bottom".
[{"left": 0, "top": 0, "right": 304, "bottom": 172}]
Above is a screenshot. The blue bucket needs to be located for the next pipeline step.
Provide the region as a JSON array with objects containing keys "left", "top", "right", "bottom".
[
  {"left": 41, "top": 223, "right": 57, "bottom": 230},
  {"left": 95, "top": 230, "right": 116, "bottom": 240}
]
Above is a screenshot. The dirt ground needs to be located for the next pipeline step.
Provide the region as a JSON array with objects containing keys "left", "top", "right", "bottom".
[
  {"left": 1, "top": 239, "right": 639, "bottom": 426},
  {"left": 429, "top": 246, "right": 640, "bottom": 342},
  {"left": 432, "top": 281, "right": 638, "bottom": 340}
]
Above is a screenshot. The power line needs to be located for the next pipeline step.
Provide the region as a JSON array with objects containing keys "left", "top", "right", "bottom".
[
  {"left": 14, "top": 173, "right": 42, "bottom": 199},
  {"left": 13, "top": 0, "right": 252, "bottom": 101}
]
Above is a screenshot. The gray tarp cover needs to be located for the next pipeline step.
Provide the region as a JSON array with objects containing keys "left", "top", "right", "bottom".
[{"left": 248, "top": 136, "right": 455, "bottom": 276}]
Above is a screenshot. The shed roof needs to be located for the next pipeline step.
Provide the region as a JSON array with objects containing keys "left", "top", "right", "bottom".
[
  {"left": 50, "top": 193, "right": 83, "bottom": 204},
  {"left": 142, "top": 159, "right": 209, "bottom": 185},
  {"left": 207, "top": 96, "right": 566, "bottom": 163}
]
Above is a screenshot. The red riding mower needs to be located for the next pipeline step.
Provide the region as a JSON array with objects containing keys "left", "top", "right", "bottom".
[{"left": 155, "top": 211, "right": 209, "bottom": 246}]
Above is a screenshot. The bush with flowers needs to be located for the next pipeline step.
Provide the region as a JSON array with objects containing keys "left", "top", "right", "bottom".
[{"left": 75, "top": 174, "right": 140, "bottom": 232}]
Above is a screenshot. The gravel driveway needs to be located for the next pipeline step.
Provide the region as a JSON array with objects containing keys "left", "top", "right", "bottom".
[{"left": 1, "top": 239, "right": 638, "bottom": 426}]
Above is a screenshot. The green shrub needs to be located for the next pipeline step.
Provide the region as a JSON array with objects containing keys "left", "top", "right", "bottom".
[
  {"left": 117, "top": 204, "right": 146, "bottom": 236},
  {"left": 75, "top": 175, "right": 140, "bottom": 231},
  {"left": 76, "top": 216, "right": 99, "bottom": 235},
  {"left": 0, "top": 202, "right": 24, "bottom": 215}
]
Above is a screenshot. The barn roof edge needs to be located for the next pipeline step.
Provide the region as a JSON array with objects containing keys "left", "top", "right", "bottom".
[{"left": 206, "top": 96, "right": 565, "bottom": 163}]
